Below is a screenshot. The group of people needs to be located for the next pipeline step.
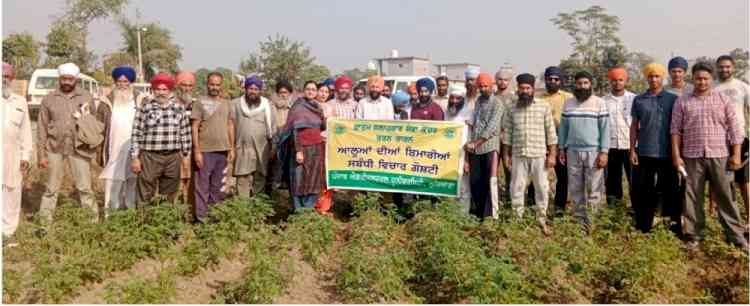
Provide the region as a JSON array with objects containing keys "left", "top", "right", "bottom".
[{"left": 2, "top": 53, "right": 748, "bottom": 251}]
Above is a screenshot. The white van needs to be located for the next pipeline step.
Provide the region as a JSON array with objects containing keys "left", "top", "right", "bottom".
[
  {"left": 357, "top": 76, "right": 437, "bottom": 96},
  {"left": 27, "top": 69, "right": 100, "bottom": 111}
]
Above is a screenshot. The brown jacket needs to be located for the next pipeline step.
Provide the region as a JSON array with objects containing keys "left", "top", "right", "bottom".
[{"left": 38, "top": 88, "right": 95, "bottom": 160}]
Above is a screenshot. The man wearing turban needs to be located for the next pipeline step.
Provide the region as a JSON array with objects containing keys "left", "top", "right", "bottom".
[
  {"left": 494, "top": 67, "right": 517, "bottom": 204},
  {"left": 558, "top": 71, "right": 610, "bottom": 231},
  {"left": 602, "top": 67, "right": 636, "bottom": 207},
  {"left": 539, "top": 66, "right": 574, "bottom": 217},
  {"left": 390, "top": 90, "right": 410, "bottom": 120},
  {"left": 2, "top": 62, "right": 32, "bottom": 238},
  {"left": 96, "top": 66, "right": 147, "bottom": 216},
  {"left": 445, "top": 84, "right": 472, "bottom": 211},
  {"left": 502, "top": 73, "right": 557, "bottom": 235},
  {"left": 410, "top": 77, "right": 444, "bottom": 121},
  {"left": 38, "top": 63, "right": 98, "bottom": 220},
  {"left": 230, "top": 75, "right": 275, "bottom": 199},
  {"left": 173, "top": 71, "right": 197, "bottom": 205},
  {"left": 465, "top": 72, "right": 503, "bottom": 220},
  {"left": 665, "top": 56, "right": 693, "bottom": 97},
  {"left": 629, "top": 62, "right": 681, "bottom": 234},
  {"left": 130, "top": 73, "right": 192, "bottom": 207},
  {"left": 330, "top": 76, "right": 358, "bottom": 119},
  {"left": 354, "top": 75, "right": 394, "bottom": 120},
  {"left": 464, "top": 67, "right": 480, "bottom": 112}
]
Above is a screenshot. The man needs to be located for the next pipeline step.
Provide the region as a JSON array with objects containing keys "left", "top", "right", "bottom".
[
  {"left": 355, "top": 76, "right": 394, "bottom": 120},
  {"left": 495, "top": 67, "right": 519, "bottom": 203},
  {"left": 382, "top": 83, "right": 392, "bottom": 99},
  {"left": 130, "top": 73, "right": 191, "bottom": 206},
  {"left": 407, "top": 82, "right": 418, "bottom": 113},
  {"left": 540, "top": 66, "right": 574, "bottom": 216},
  {"left": 603, "top": 67, "right": 636, "bottom": 206},
  {"left": 446, "top": 85, "right": 472, "bottom": 211},
  {"left": 558, "top": 71, "right": 610, "bottom": 231},
  {"left": 502, "top": 73, "right": 557, "bottom": 235},
  {"left": 671, "top": 62, "right": 748, "bottom": 251},
  {"left": 270, "top": 80, "right": 294, "bottom": 189},
  {"left": 191, "top": 72, "right": 235, "bottom": 221},
  {"left": 231, "top": 75, "right": 274, "bottom": 198},
  {"left": 410, "top": 77, "right": 444, "bottom": 121},
  {"left": 464, "top": 67, "right": 480, "bottom": 112},
  {"left": 96, "top": 66, "right": 146, "bottom": 216},
  {"left": 391, "top": 90, "right": 411, "bottom": 120},
  {"left": 38, "top": 63, "right": 98, "bottom": 220},
  {"left": 2, "top": 62, "right": 32, "bottom": 237},
  {"left": 433, "top": 75, "right": 450, "bottom": 111},
  {"left": 353, "top": 85, "right": 366, "bottom": 102},
  {"left": 465, "top": 73, "right": 503, "bottom": 219},
  {"left": 714, "top": 55, "right": 750, "bottom": 227},
  {"left": 331, "top": 76, "right": 358, "bottom": 119},
  {"left": 629, "top": 63, "right": 681, "bottom": 234},
  {"left": 664, "top": 56, "right": 693, "bottom": 97},
  {"left": 174, "top": 71, "right": 197, "bottom": 205}
]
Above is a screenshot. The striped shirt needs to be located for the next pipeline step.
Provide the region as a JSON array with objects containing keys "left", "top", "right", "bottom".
[
  {"left": 470, "top": 95, "right": 503, "bottom": 154},
  {"left": 331, "top": 98, "right": 358, "bottom": 120},
  {"left": 130, "top": 98, "right": 192, "bottom": 157},
  {"left": 558, "top": 95, "right": 610, "bottom": 153},
  {"left": 670, "top": 90, "right": 743, "bottom": 159},
  {"left": 603, "top": 91, "right": 636, "bottom": 150},
  {"left": 502, "top": 99, "right": 557, "bottom": 158}
]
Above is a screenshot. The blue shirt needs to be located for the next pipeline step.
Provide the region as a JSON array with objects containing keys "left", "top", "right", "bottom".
[{"left": 631, "top": 90, "right": 678, "bottom": 158}]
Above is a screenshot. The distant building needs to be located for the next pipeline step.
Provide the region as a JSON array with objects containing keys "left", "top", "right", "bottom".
[
  {"left": 434, "top": 63, "right": 481, "bottom": 82},
  {"left": 372, "top": 56, "right": 431, "bottom": 77}
]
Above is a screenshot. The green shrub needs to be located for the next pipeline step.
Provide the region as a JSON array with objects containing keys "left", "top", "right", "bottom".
[
  {"left": 104, "top": 271, "right": 176, "bottom": 304},
  {"left": 282, "top": 210, "right": 336, "bottom": 268}
]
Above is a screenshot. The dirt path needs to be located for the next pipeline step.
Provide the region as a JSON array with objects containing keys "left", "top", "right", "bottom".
[{"left": 171, "top": 248, "right": 248, "bottom": 304}]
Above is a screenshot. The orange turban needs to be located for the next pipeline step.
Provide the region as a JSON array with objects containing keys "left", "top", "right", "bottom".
[
  {"left": 475, "top": 72, "right": 493, "bottom": 87},
  {"left": 175, "top": 71, "right": 195, "bottom": 85},
  {"left": 367, "top": 75, "right": 384, "bottom": 89},
  {"left": 642, "top": 63, "right": 666, "bottom": 78},
  {"left": 607, "top": 67, "right": 628, "bottom": 81},
  {"left": 408, "top": 83, "right": 417, "bottom": 94}
]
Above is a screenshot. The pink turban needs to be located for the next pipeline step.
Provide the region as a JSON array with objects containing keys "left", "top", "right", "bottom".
[
  {"left": 175, "top": 71, "right": 196, "bottom": 85},
  {"left": 335, "top": 76, "right": 353, "bottom": 90},
  {"left": 2, "top": 62, "right": 14, "bottom": 76},
  {"left": 150, "top": 73, "right": 175, "bottom": 90}
]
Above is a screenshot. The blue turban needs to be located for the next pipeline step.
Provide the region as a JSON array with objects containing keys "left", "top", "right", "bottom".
[
  {"left": 244, "top": 75, "right": 263, "bottom": 89},
  {"left": 391, "top": 90, "right": 410, "bottom": 107},
  {"left": 416, "top": 77, "right": 435, "bottom": 94},
  {"left": 465, "top": 67, "right": 480, "bottom": 79},
  {"left": 323, "top": 77, "right": 335, "bottom": 87},
  {"left": 668, "top": 56, "right": 689, "bottom": 71},
  {"left": 544, "top": 66, "right": 562, "bottom": 78},
  {"left": 111, "top": 66, "right": 136, "bottom": 82}
]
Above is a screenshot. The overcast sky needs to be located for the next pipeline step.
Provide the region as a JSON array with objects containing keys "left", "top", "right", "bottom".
[{"left": 3, "top": 0, "right": 749, "bottom": 76}]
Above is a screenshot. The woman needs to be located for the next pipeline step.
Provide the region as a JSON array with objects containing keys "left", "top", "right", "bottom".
[
  {"left": 315, "top": 83, "right": 334, "bottom": 215},
  {"left": 277, "top": 81, "right": 327, "bottom": 211}
]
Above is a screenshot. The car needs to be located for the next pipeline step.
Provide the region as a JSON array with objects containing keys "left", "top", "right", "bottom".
[{"left": 27, "top": 69, "right": 100, "bottom": 117}]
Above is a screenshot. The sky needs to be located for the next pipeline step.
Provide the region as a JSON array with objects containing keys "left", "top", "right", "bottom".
[{"left": 2, "top": 0, "right": 749, "bottom": 76}]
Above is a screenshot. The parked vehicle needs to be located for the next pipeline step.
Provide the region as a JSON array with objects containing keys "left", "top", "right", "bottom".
[{"left": 27, "top": 69, "right": 100, "bottom": 114}]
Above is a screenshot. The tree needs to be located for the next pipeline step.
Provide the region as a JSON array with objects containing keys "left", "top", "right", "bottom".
[
  {"left": 118, "top": 18, "right": 182, "bottom": 81},
  {"left": 623, "top": 51, "right": 654, "bottom": 94},
  {"left": 689, "top": 48, "right": 749, "bottom": 83},
  {"left": 44, "top": 20, "right": 94, "bottom": 71},
  {"left": 2, "top": 33, "right": 41, "bottom": 79},
  {"left": 92, "top": 51, "right": 137, "bottom": 85},
  {"left": 551, "top": 5, "right": 627, "bottom": 94},
  {"left": 238, "top": 34, "right": 330, "bottom": 94},
  {"left": 341, "top": 67, "right": 377, "bottom": 83}
]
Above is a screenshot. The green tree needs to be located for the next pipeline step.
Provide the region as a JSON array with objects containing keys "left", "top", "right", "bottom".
[
  {"left": 238, "top": 34, "right": 330, "bottom": 94},
  {"left": 44, "top": 20, "right": 94, "bottom": 71},
  {"left": 94, "top": 51, "right": 137, "bottom": 85},
  {"left": 2, "top": 33, "right": 41, "bottom": 79},
  {"left": 623, "top": 51, "right": 654, "bottom": 94},
  {"left": 551, "top": 5, "right": 627, "bottom": 94},
  {"left": 117, "top": 18, "right": 182, "bottom": 81}
]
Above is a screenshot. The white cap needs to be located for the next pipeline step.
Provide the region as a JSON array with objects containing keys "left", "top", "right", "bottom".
[
  {"left": 449, "top": 84, "right": 466, "bottom": 97},
  {"left": 58, "top": 63, "right": 80, "bottom": 78}
]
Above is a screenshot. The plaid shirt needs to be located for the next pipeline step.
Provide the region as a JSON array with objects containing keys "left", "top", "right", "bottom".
[
  {"left": 502, "top": 100, "right": 557, "bottom": 158},
  {"left": 670, "top": 90, "right": 743, "bottom": 159},
  {"left": 331, "top": 98, "right": 358, "bottom": 119},
  {"left": 470, "top": 95, "right": 503, "bottom": 154},
  {"left": 130, "top": 98, "right": 192, "bottom": 157}
]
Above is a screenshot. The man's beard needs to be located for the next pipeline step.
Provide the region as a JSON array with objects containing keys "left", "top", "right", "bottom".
[
  {"left": 574, "top": 88, "right": 592, "bottom": 102},
  {"left": 113, "top": 88, "right": 133, "bottom": 104},
  {"left": 546, "top": 82, "right": 560, "bottom": 93},
  {"left": 2, "top": 82, "right": 10, "bottom": 98},
  {"left": 155, "top": 93, "right": 170, "bottom": 103},
  {"left": 60, "top": 84, "right": 75, "bottom": 93},
  {"left": 208, "top": 89, "right": 221, "bottom": 98},
  {"left": 720, "top": 72, "right": 732, "bottom": 81},
  {"left": 418, "top": 96, "right": 431, "bottom": 105},
  {"left": 177, "top": 90, "right": 194, "bottom": 104},
  {"left": 448, "top": 100, "right": 464, "bottom": 116},
  {"left": 246, "top": 93, "right": 260, "bottom": 104},
  {"left": 517, "top": 93, "right": 533, "bottom": 107},
  {"left": 369, "top": 91, "right": 381, "bottom": 100}
]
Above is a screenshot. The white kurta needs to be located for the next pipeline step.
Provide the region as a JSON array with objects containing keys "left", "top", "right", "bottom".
[
  {"left": 3, "top": 93, "right": 32, "bottom": 236},
  {"left": 446, "top": 104, "right": 473, "bottom": 212},
  {"left": 99, "top": 99, "right": 137, "bottom": 181}
]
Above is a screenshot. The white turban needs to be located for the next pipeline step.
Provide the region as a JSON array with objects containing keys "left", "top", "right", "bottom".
[
  {"left": 464, "top": 67, "right": 480, "bottom": 79},
  {"left": 449, "top": 84, "right": 466, "bottom": 97},
  {"left": 58, "top": 63, "right": 80, "bottom": 78},
  {"left": 495, "top": 68, "right": 514, "bottom": 80}
]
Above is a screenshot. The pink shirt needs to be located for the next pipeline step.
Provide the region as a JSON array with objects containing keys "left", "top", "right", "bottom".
[{"left": 670, "top": 90, "right": 743, "bottom": 159}]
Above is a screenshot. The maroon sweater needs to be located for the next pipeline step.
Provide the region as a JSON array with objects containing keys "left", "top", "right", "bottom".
[{"left": 410, "top": 101, "right": 445, "bottom": 121}]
